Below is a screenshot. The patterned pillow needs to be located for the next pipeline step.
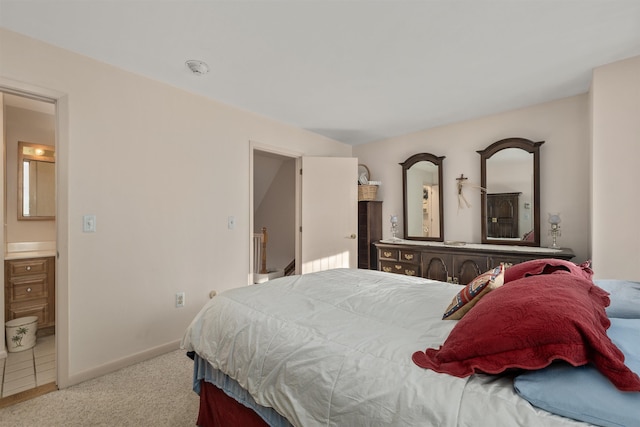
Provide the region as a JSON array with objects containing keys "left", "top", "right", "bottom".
[{"left": 442, "top": 264, "right": 505, "bottom": 320}]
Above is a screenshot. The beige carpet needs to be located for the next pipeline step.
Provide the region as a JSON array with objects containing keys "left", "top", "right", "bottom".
[{"left": 0, "top": 349, "right": 200, "bottom": 427}]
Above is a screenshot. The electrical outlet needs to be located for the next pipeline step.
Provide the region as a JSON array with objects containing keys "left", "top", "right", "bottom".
[{"left": 176, "top": 292, "right": 185, "bottom": 308}]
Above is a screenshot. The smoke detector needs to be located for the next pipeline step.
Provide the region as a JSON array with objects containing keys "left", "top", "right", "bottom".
[{"left": 185, "top": 60, "right": 209, "bottom": 75}]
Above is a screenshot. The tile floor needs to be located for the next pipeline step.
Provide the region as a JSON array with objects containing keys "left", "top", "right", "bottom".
[{"left": 0, "top": 335, "right": 56, "bottom": 397}]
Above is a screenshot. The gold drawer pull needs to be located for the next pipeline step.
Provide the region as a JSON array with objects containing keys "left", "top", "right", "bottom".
[
  {"left": 27, "top": 287, "right": 32, "bottom": 293},
  {"left": 382, "top": 266, "right": 392, "bottom": 272},
  {"left": 405, "top": 270, "right": 416, "bottom": 276},
  {"left": 394, "top": 264, "right": 402, "bottom": 270},
  {"left": 403, "top": 254, "right": 414, "bottom": 260},
  {"left": 383, "top": 251, "right": 392, "bottom": 257},
  {"left": 26, "top": 266, "right": 32, "bottom": 271}
]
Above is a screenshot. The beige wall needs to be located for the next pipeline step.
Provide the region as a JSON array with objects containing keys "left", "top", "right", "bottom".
[
  {"left": 354, "top": 94, "right": 591, "bottom": 263},
  {"left": 1, "top": 29, "right": 352, "bottom": 386},
  {"left": 4, "top": 106, "right": 57, "bottom": 243},
  {"left": 591, "top": 55, "right": 640, "bottom": 280}
]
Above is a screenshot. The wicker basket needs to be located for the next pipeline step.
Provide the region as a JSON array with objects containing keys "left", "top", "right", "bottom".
[{"left": 358, "top": 184, "right": 378, "bottom": 201}]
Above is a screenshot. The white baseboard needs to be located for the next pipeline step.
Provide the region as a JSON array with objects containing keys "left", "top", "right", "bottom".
[{"left": 63, "top": 340, "right": 182, "bottom": 389}]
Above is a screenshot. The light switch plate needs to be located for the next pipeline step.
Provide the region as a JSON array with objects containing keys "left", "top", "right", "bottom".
[{"left": 83, "top": 215, "right": 96, "bottom": 232}]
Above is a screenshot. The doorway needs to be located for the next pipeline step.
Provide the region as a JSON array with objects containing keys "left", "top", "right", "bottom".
[
  {"left": 251, "top": 147, "right": 298, "bottom": 283},
  {"left": 250, "top": 144, "right": 359, "bottom": 281},
  {"left": 1, "top": 90, "right": 58, "bottom": 403}
]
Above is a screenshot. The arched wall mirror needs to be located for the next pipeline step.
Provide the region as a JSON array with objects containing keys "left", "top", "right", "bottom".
[
  {"left": 18, "top": 141, "right": 56, "bottom": 220},
  {"left": 477, "top": 137, "right": 544, "bottom": 246},
  {"left": 400, "top": 153, "right": 445, "bottom": 241}
]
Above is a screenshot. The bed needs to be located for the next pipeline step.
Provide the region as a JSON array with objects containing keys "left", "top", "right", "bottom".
[{"left": 181, "top": 264, "right": 640, "bottom": 427}]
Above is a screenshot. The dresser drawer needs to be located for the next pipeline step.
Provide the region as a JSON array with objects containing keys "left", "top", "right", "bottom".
[
  {"left": 379, "top": 248, "right": 399, "bottom": 261},
  {"left": 9, "top": 276, "right": 48, "bottom": 301},
  {"left": 398, "top": 250, "right": 420, "bottom": 264},
  {"left": 7, "top": 258, "right": 49, "bottom": 277},
  {"left": 7, "top": 299, "right": 48, "bottom": 325},
  {"left": 380, "top": 260, "right": 421, "bottom": 277}
]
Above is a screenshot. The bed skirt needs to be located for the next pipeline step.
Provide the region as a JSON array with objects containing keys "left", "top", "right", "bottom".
[
  {"left": 190, "top": 352, "right": 292, "bottom": 427},
  {"left": 198, "top": 380, "right": 269, "bottom": 427}
]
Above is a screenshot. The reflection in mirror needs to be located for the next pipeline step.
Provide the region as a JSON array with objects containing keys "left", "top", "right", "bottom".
[
  {"left": 400, "top": 153, "right": 445, "bottom": 241},
  {"left": 487, "top": 149, "right": 532, "bottom": 238},
  {"left": 478, "top": 138, "right": 543, "bottom": 246},
  {"left": 18, "top": 141, "right": 55, "bottom": 220}
]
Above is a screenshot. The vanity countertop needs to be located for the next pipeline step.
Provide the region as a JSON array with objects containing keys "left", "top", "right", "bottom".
[
  {"left": 5, "top": 241, "right": 56, "bottom": 260},
  {"left": 5, "top": 250, "right": 56, "bottom": 260}
]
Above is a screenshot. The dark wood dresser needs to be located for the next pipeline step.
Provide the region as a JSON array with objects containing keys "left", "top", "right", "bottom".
[
  {"left": 358, "top": 201, "right": 382, "bottom": 269},
  {"left": 374, "top": 241, "right": 574, "bottom": 285}
]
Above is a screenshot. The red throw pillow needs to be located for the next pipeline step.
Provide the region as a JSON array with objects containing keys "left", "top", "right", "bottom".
[
  {"left": 412, "top": 273, "right": 640, "bottom": 392},
  {"left": 503, "top": 258, "right": 593, "bottom": 283}
]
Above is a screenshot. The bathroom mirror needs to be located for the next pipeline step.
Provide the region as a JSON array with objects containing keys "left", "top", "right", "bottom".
[
  {"left": 478, "top": 137, "right": 543, "bottom": 246},
  {"left": 400, "top": 153, "right": 445, "bottom": 241},
  {"left": 18, "top": 141, "right": 55, "bottom": 220}
]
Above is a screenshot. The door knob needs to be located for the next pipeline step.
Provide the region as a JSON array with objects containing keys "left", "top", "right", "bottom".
[{"left": 349, "top": 234, "right": 357, "bottom": 239}]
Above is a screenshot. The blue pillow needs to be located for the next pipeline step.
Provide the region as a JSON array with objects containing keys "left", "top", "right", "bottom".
[
  {"left": 514, "top": 318, "right": 640, "bottom": 427},
  {"left": 595, "top": 279, "right": 640, "bottom": 318}
]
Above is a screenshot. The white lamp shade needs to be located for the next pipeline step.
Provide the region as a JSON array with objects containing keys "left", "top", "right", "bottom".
[{"left": 548, "top": 213, "right": 561, "bottom": 225}]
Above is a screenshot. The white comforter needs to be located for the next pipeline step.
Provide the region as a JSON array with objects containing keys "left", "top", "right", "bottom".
[{"left": 182, "top": 268, "right": 591, "bottom": 427}]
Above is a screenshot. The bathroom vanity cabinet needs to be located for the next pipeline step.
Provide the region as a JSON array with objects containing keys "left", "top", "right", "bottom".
[{"left": 5, "top": 256, "right": 55, "bottom": 328}]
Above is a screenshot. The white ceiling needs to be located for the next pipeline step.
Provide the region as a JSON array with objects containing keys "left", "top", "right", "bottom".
[{"left": 2, "top": 1, "right": 640, "bottom": 146}]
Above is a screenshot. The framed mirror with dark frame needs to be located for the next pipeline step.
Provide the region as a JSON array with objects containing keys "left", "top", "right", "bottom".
[
  {"left": 477, "top": 137, "right": 544, "bottom": 246},
  {"left": 18, "top": 141, "right": 56, "bottom": 220},
  {"left": 400, "top": 153, "right": 445, "bottom": 242}
]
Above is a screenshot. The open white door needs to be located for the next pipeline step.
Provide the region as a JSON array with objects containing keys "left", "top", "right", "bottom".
[{"left": 300, "top": 157, "right": 358, "bottom": 274}]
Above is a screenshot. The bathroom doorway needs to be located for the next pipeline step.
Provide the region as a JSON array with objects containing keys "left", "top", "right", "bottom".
[{"left": 1, "top": 91, "right": 58, "bottom": 403}]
